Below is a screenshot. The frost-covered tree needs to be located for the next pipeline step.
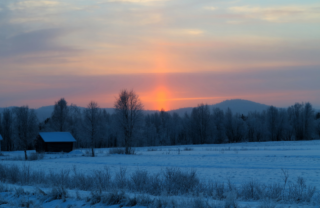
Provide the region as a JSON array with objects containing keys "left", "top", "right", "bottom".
[
  {"left": 288, "top": 103, "right": 303, "bottom": 140},
  {"left": 158, "top": 109, "right": 171, "bottom": 145},
  {"left": 225, "top": 108, "right": 235, "bottom": 143},
  {"left": 114, "top": 90, "right": 143, "bottom": 154},
  {"left": 233, "top": 114, "right": 247, "bottom": 143},
  {"left": 144, "top": 114, "right": 157, "bottom": 146},
  {"left": 1, "top": 109, "right": 14, "bottom": 151},
  {"left": 14, "top": 106, "right": 38, "bottom": 160},
  {"left": 212, "top": 108, "right": 226, "bottom": 143},
  {"left": 68, "top": 104, "right": 83, "bottom": 148},
  {"left": 83, "top": 101, "right": 102, "bottom": 157},
  {"left": 267, "top": 106, "right": 279, "bottom": 141},
  {"left": 225, "top": 108, "right": 247, "bottom": 143},
  {"left": 316, "top": 118, "right": 320, "bottom": 139},
  {"left": 99, "top": 109, "right": 112, "bottom": 148},
  {"left": 277, "top": 109, "right": 293, "bottom": 141},
  {"left": 170, "top": 113, "right": 181, "bottom": 145},
  {"left": 51, "top": 98, "right": 70, "bottom": 132},
  {"left": 303, "top": 102, "right": 315, "bottom": 140},
  {"left": 0, "top": 113, "right": 2, "bottom": 151},
  {"left": 287, "top": 103, "right": 315, "bottom": 140},
  {"left": 190, "top": 104, "right": 211, "bottom": 144}
]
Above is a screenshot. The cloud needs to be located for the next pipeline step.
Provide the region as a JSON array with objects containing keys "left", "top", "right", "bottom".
[
  {"left": 105, "top": 0, "right": 168, "bottom": 4},
  {"left": 1, "top": 68, "right": 320, "bottom": 110},
  {"left": 8, "top": 1, "right": 60, "bottom": 10},
  {"left": 229, "top": 5, "right": 320, "bottom": 23},
  {"left": 203, "top": 6, "right": 217, "bottom": 11},
  {"left": 0, "top": 28, "right": 78, "bottom": 57},
  {"left": 185, "top": 29, "right": 204, "bottom": 35}
]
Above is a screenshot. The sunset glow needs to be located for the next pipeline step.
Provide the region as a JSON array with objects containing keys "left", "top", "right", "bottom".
[
  {"left": 0, "top": 0, "right": 320, "bottom": 109},
  {"left": 154, "top": 86, "right": 170, "bottom": 111}
]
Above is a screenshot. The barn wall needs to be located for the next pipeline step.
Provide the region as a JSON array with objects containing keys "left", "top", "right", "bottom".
[
  {"left": 45, "top": 142, "right": 74, "bottom": 153},
  {"left": 35, "top": 136, "right": 46, "bottom": 153}
]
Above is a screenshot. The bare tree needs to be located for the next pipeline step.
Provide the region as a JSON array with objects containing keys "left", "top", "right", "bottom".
[
  {"left": 1, "top": 109, "right": 14, "bottom": 151},
  {"left": 190, "top": 104, "right": 211, "bottom": 144},
  {"left": 303, "top": 102, "right": 315, "bottom": 140},
  {"left": 267, "top": 106, "right": 279, "bottom": 141},
  {"left": 51, "top": 98, "right": 69, "bottom": 131},
  {"left": 288, "top": 103, "right": 303, "bottom": 140},
  {"left": 114, "top": 90, "right": 143, "bottom": 154},
  {"left": 68, "top": 104, "right": 83, "bottom": 148},
  {"left": 14, "top": 106, "right": 38, "bottom": 160},
  {"left": 83, "top": 101, "right": 102, "bottom": 157},
  {"left": 225, "top": 108, "right": 235, "bottom": 143},
  {"left": 212, "top": 108, "right": 226, "bottom": 143}
]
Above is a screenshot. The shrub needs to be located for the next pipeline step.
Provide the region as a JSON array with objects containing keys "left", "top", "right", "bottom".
[
  {"left": 17, "top": 197, "right": 34, "bottom": 208},
  {"left": 0, "top": 182, "right": 9, "bottom": 192},
  {"left": 92, "top": 167, "right": 112, "bottom": 191},
  {"left": 90, "top": 190, "right": 102, "bottom": 205},
  {"left": 115, "top": 167, "right": 127, "bottom": 189},
  {"left": 258, "top": 199, "right": 277, "bottom": 208},
  {"left": 224, "top": 192, "right": 238, "bottom": 208},
  {"left": 7, "top": 165, "right": 20, "bottom": 184},
  {"left": 28, "top": 153, "right": 44, "bottom": 161},
  {"left": 213, "top": 181, "right": 225, "bottom": 200},
  {"left": 109, "top": 148, "right": 125, "bottom": 154},
  {"left": 163, "top": 168, "right": 199, "bottom": 195},
  {"left": 101, "top": 191, "right": 126, "bottom": 205},
  {"left": 0, "top": 195, "right": 8, "bottom": 206},
  {"left": 264, "top": 183, "right": 282, "bottom": 201},
  {"left": 72, "top": 166, "right": 93, "bottom": 190},
  {"left": 0, "top": 163, "right": 317, "bottom": 206},
  {"left": 130, "top": 169, "right": 149, "bottom": 192},
  {"left": 146, "top": 173, "right": 162, "bottom": 195},
  {"left": 184, "top": 147, "right": 194, "bottom": 151},
  {"left": 192, "top": 198, "right": 213, "bottom": 208},
  {"left": 14, "top": 187, "right": 26, "bottom": 197},
  {"left": 287, "top": 176, "right": 316, "bottom": 203},
  {"left": 135, "top": 195, "right": 153, "bottom": 206},
  {"left": 241, "top": 179, "right": 261, "bottom": 200},
  {"left": 50, "top": 186, "right": 68, "bottom": 201}
]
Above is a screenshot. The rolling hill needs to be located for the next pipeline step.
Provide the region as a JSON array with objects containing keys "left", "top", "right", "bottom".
[{"left": 168, "top": 99, "right": 270, "bottom": 116}]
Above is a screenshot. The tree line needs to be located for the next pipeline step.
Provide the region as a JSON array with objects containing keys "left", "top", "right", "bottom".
[{"left": 1, "top": 90, "right": 320, "bottom": 156}]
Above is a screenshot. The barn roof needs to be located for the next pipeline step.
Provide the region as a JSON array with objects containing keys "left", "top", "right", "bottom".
[
  {"left": 0, "top": 134, "right": 3, "bottom": 141},
  {"left": 39, "top": 132, "right": 76, "bottom": 143}
]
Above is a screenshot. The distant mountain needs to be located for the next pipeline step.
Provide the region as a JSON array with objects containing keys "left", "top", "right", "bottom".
[
  {"left": 1, "top": 100, "right": 318, "bottom": 122},
  {"left": 0, "top": 99, "right": 282, "bottom": 122},
  {"left": 213, "top": 99, "right": 270, "bottom": 115},
  {"left": 169, "top": 99, "right": 270, "bottom": 116},
  {"left": 35, "top": 106, "right": 54, "bottom": 122},
  {"left": 34, "top": 106, "right": 117, "bottom": 122},
  {"left": 1, "top": 105, "right": 158, "bottom": 122}
]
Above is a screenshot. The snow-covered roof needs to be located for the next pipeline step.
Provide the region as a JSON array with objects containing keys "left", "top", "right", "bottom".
[
  {"left": 39, "top": 132, "right": 76, "bottom": 143},
  {"left": 0, "top": 134, "right": 3, "bottom": 141}
]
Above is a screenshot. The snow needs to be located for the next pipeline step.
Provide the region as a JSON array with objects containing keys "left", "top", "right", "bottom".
[
  {"left": 39, "top": 132, "right": 76, "bottom": 142},
  {"left": 1, "top": 184, "right": 318, "bottom": 208},
  {"left": 0, "top": 140, "right": 320, "bottom": 207},
  {"left": 1, "top": 140, "right": 320, "bottom": 187}
]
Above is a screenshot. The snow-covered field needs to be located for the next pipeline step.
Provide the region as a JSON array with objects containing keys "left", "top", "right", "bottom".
[
  {"left": 0, "top": 140, "right": 320, "bottom": 207},
  {"left": 1, "top": 140, "right": 320, "bottom": 187}
]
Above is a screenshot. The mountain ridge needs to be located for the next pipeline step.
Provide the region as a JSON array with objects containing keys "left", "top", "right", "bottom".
[
  {"left": 0, "top": 99, "right": 276, "bottom": 122},
  {"left": 168, "top": 99, "right": 271, "bottom": 116}
]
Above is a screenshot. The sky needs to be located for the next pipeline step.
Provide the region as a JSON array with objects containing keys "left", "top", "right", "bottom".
[{"left": 0, "top": 0, "right": 320, "bottom": 110}]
